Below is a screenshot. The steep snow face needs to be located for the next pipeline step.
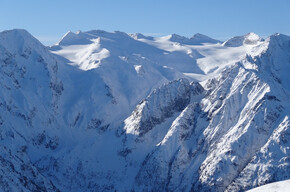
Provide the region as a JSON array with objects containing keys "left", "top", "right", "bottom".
[
  {"left": 260, "top": 33, "right": 290, "bottom": 91},
  {"left": 227, "top": 116, "right": 290, "bottom": 191},
  {"left": 127, "top": 32, "right": 290, "bottom": 191},
  {"left": 130, "top": 56, "right": 289, "bottom": 192},
  {"left": 132, "top": 102, "right": 208, "bottom": 192},
  {"left": 0, "top": 29, "right": 63, "bottom": 131},
  {"left": 124, "top": 79, "right": 204, "bottom": 136},
  {"left": 0, "top": 145, "right": 59, "bottom": 192},
  {"left": 0, "top": 29, "right": 64, "bottom": 191},
  {"left": 196, "top": 64, "right": 286, "bottom": 192}
]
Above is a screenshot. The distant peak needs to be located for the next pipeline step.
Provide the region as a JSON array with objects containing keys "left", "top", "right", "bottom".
[
  {"left": 85, "top": 30, "right": 115, "bottom": 38},
  {"left": 87, "top": 29, "right": 108, "bottom": 34},
  {"left": 56, "top": 31, "right": 76, "bottom": 45},
  {"left": 1, "top": 28, "right": 29, "bottom": 34},
  {"left": 269, "top": 33, "right": 290, "bottom": 40},
  {"left": 62, "top": 30, "right": 76, "bottom": 38},
  {"left": 1, "top": 29, "right": 34, "bottom": 39},
  {"left": 190, "top": 33, "right": 221, "bottom": 44},
  {"left": 223, "top": 32, "right": 263, "bottom": 47},
  {"left": 192, "top": 33, "right": 208, "bottom": 38},
  {"left": 166, "top": 33, "right": 220, "bottom": 45},
  {"left": 84, "top": 30, "right": 133, "bottom": 40},
  {"left": 129, "top": 33, "right": 154, "bottom": 40},
  {"left": 170, "top": 33, "right": 187, "bottom": 38},
  {"left": 113, "top": 30, "right": 128, "bottom": 35},
  {"left": 244, "top": 32, "right": 262, "bottom": 42},
  {"left": 243, "top": 32, "right": 263, "bottom": 45},
  {"left": 56, "top": 30, "right": 92, "bottom": 46},
  {"left": 0, "top": 29, "right": 45, "bottom": 51},
  {"left": 245, "top": 32, "right": 259, "bottom": 36},
  {"left": 169, "top": 34, "right": 189, "bottom": 41},
  {"left": 266, "top": 33, "right": 290, "bottom": 49}
]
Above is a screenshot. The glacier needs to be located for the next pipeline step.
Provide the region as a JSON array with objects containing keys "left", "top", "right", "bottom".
[{"left": 0, "top": 29, "right": 289, "bottom": 191}]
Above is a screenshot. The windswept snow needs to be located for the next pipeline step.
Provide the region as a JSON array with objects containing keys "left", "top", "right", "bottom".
[
  {"left": 53, "top": 38, "right": 110, "bottom": 70},
  {"left": 52, "top": 30, "right": 268, "bottom": 82},
  {"left": 247, "top": 179, "right": 290, "bottom": 192}
]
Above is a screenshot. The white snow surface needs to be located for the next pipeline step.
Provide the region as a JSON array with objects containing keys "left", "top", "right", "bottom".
[
  {"left": 51, "top": 30, "right": 267, "bottom": 82},
  {"left": 247, "top": 179, "right": 290, "bottom": 192},
  {"left": 0, "top": 29, "right": 289, "bottom": 192}
]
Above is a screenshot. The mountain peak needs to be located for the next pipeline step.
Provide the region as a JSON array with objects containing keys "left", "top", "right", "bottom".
[
  {"left": 192, "top": 33, "right": 205, "bottom": 37},
  {"left": 268, "top": 33, "right": 290, "bottom": 45},
  {"left": 0, "top": 29, "right": 39, "bottom": 43},
  {"left": 244, "top": 32, "right": 262, "bottom": 44},
  {"left": 167, "top": 33, "right": 220, "bottom": 45},
  {"left": 1, "top": 28, "right": 31, "bottom": 36},
  {"left": 0, "top": 29, "right": 45, "bottom": 53},
  {"left": 190, "top": 33, "right": 221, "bottom": 44},
  {"left": 168, "top": 34, "right": 190, "bottom": 42},
  {"left": 129, "top": 33, "right": 154, "bottom": 40},
  {"left": 56, "top": 30, "right": 92, "bottom": 46},
  {"left": 223, "top": 32, "right": 263, "bottom": 47}
]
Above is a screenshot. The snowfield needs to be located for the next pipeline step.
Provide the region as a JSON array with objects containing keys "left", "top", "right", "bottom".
[
  {"left": 247, "top": 179, "right": 290, "bottom": 192},
  {"left": 0, "top": 29, "right": 289, "bottom": 192}
]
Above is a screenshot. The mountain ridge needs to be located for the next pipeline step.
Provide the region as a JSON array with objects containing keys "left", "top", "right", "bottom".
[{"left": 0, "top": 28, "right": 289, "bottom": 191}]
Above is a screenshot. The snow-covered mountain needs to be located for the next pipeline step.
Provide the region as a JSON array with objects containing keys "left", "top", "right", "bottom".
[
  {"left": 223, "top": 32, "right": 263, "bottom": 47},
  {"left": 0, "top": 29, "right": 289, "bottom": 192}
]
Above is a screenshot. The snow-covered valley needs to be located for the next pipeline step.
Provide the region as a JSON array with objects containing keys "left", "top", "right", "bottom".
[{"left": 0, "top": 29, "right": 289, "bottom": 191}]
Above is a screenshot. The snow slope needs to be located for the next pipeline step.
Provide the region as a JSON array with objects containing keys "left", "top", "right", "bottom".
[
  {"left": 0, "top": 29, "right": 289, "bottom": 192},
  {"left": 51, "top": 30, "right": 265, "bottom": 81},
  {"left": 247, "top": 179, "right": 290, "bottom": 192}
]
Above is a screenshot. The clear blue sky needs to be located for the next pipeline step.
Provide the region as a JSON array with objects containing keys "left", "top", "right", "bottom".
[{"left": 1, "top": 0, "right": 289, "bottom": 45}]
